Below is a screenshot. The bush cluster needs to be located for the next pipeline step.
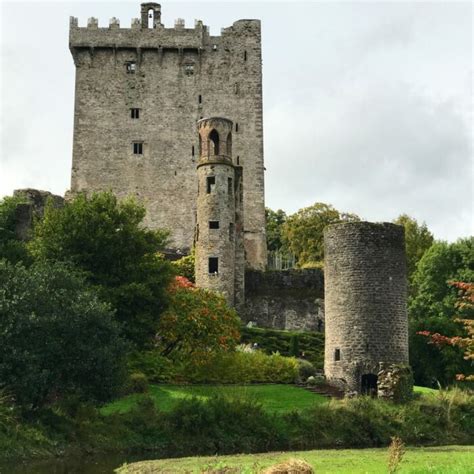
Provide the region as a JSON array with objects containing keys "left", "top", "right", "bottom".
[
  {"left": 128, "top": 350, "right": 299, "bottom": 385},
  {"left": 240, "top": 327, "right": 324, "bottom": 369}
]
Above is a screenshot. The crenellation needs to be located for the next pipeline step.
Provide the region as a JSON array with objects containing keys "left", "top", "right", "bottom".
[
  {"left": 87, "top": 17, "right": 98, "bottom": 28},
  {"left": 109, "top": 17, "right": 120, "bottom": 29}
]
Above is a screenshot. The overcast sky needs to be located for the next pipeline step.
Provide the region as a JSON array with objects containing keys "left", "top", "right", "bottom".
[{"left": 1, "top": 1, "right": 472, "bottom": 241}]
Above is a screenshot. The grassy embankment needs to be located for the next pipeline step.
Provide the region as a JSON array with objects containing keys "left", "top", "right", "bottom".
[
  {"left": 101, "top": 384, "right": 437, "bottom": 415},
  {"left": 118, "top": 445, "right": 474, "bottom": 474}
]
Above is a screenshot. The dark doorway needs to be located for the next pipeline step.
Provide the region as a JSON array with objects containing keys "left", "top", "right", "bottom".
[{"left": 361, "top": 374, "right": 378, "bottom": 397}]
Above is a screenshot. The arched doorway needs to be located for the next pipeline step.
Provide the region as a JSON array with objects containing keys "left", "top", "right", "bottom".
[{"left": 361, "top": 373, "right": 378, "bottom": 397}]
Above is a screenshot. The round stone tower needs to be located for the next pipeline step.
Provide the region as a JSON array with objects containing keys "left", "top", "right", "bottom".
[
  {"left": 323, "top": 222, "right": 409, "bottom": 395},
  {"left": 195, "top": 117, "right": 236, "bottom": 305}
]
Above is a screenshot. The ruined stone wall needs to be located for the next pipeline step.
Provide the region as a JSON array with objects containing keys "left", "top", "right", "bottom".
[
  {"left": 242, "top": 269, "right": 325, "bottom": 332},
  {"left": 69, "top": 4, "right": 266, "bottom": 269},
  {"left": 323, "top": 222, "right": 409, "bottom": 394},
  {"left": 13, "top": 189, "right": 64, "bottom": 241}
]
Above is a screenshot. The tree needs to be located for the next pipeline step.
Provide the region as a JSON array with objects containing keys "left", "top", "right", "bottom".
[
  {"left": 0, "top": 260, "right": 127, "bottom": 408},
  {"left": 0, "top": 195, "right": 30, "bottom": 265},
  {"left": 156, "top": 277, "right": 241, "bottom": 363},
  {"left": 393, "top": 214, "right": 434, "bottom": 292},
  {"left": 417, "top": 281, "right": 473, "bottom": 382},
  {"left": 265, "top": 208, "right": 287, "bottom": 252},
  {"left": 171, "top": 249, "right": 195, "bottom": 282},
  {"left": 29, "top": 192, "right": 174, "bottom": 347},
  {"left": 281, "top": 202, "right": 360, "bottom": 267},
  {"left": 408, "top": 238, "right": 473, "bottom": 386}
]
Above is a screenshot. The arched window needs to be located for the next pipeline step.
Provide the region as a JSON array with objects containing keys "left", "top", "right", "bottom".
[
  {"left": 209, "top": 129, "right": 219, "bottom": 156},
  {"left": 226, "top": 132, "right": 232, "bottom": 156},
  {"left": 148, "top": 9, "right": 154, "bottom": 29}
]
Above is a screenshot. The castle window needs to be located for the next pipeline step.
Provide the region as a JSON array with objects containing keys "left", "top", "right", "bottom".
[
  {"left": 228, "top": 177, "right": 233, "bottom": 195},
  {"left": 209, "top": 257, "right": 219, "bottom": 274},
  {"left": 133, "top": 142, "right": 143, "bottom": 154},
  {"left": 209, "top": 129, "right": 219, "bottom": 155},
  {"left": 198, "top": 95, "right": 202, "bottom": 104},
  {"left": 229, "top": 223, "right": 234, "bottom": 241},
  {"left": 148, "top": 9, "right": 154, "bottom": 29},
  {"left": 184, "top": 63, "right": 194, "bottom": 76},
  {"left": 126, "top": 61, "right": 136, "bottom": 73},
  {"left": 130, "top": 108, "right": 140, "bottom": 119},
  {"left": 334, "top": 349, "right": 341, "bottom": 361},
  {"left": 244, "top": 51, "right": 247, "bottom": 61},
  {"left": 192, "top": 145, "right": 195, "bottom": 157},
  {"left": 237, "top": 156, "right": 240, "bottom": 165},
  {"left": 209, "top": 221, "right": 219, "bottom": 229},
  {"left": 206, "top": 176, "right": 216, "bottom": 193},
  {"left": 226, "top": 132, "right": 232, "bottom": 156},
  {"left": 235, "top": 123, "right": 239, "bottom": 133}
]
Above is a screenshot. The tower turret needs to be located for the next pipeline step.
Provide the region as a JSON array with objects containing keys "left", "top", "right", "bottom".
[
  {"left": 195, "top": 117, "right": 239, "bottom": 305},
  {"left": 324, "top": 222, "right": 410, "bottom": 397}
]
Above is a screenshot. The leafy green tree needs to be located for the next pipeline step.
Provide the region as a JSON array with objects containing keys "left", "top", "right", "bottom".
[
  {"left": 265, "top": 208, "right": 287, "bottom": 251},
  {"left": 172, "top": 249, "right": 195, "bottom": 282},
  {"left": 409, "top": 238, "right": 474, "bottom": 386},
  {"left": 157, "top": 277, "right": 241, "bottom": 363},
  {"left": 0, "top": 260, "right": 127, "bottom": 408},
  {"left": 281, "top": 202, "right": 360, "bottom": 267},
  {"left": 29, "top": 192, "right": 174, "bottom": 347},
  {"left": 393, "top": 214, "right": 434, "bottom": 291},
  {"left": 0, "top": 195, "right": 30, "bottom": 264}
]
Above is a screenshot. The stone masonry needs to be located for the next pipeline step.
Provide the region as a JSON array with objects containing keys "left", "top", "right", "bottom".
[
  {"left": 323, "top": 222, "right": 409, "bottom": 395},
  {"left": 195, "top": 117, "right": 245, "bottom": 306},
  {"left": 69, "top": 3, "right": 266, "bottom": 270}
]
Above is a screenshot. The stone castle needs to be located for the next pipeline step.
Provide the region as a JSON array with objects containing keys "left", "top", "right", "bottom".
[
  {"left": 68, "top": 3, "right": 266, "bottom": 271},
  {"left": 11, "top": 3, "right": 411, "bottom": 397}
]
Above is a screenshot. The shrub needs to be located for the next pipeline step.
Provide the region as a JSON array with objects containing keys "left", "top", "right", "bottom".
[
  {"left": 184, "top": 351, "right": 299, "bottom": 384},
  {"left": 157, "top": 277, "right": 241, "bottom": 362},
  {"left": 127, "top": 373, "right": 149, "bottom": 394},
  {"left": 0, "top": 260, "right": 128, "bottom": 408},
  {"left": 297, "top": 359, "right": 316, "bottom": 380},
  {"left": 127, "top": 351, "right": 178, "bottom": 384},
  {"left": 171, "top": 251, "right": 195, "bottom": 282},
  {"left": 241, "top": 327, "right": 324, "bottom": 369},
  {"left": 0, "top": 195, "right": 30, "bottom": 264}
]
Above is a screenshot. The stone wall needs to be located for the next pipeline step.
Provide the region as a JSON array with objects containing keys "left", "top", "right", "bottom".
[
  {"left": 69, "top": 4, "right": 267, "bottom": 270},
  {"left": 13, "top": 189, "right": 64, "bottom": 241},
  {"left": 242, "top": 269, "right": 325, "bottom": 332},
  {"left": 323, "top": 221, "right": 409, "bottom": 394}
]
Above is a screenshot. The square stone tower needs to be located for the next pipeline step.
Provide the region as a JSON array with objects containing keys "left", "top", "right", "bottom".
[{"left": 69, "top": 3, "right": 266, "bottom": 269}]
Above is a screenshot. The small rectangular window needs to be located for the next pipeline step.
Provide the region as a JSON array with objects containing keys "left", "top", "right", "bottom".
[
  {"left": 209, "top": 257, "right": 218, "bottom": 274},
  {"left": 235, "top": 123, "right": 239, "bottom": 133},
  {"left": 228, "top": 177, "right": 233, "bottom": 195},
  {"left": 133, "top": 142, "right": 143, "bottom": 155},
  {"left": 192, "top": 145, "right": 195, "bottom": 157},
  {"left": 209, "top": 221, "right": 219, "bottom": 229},
  {"left": 131, "top": 108, "right": 140, "bottom": 119},
  {"left": 126, "top": 61, "right": 136, "bottom": 73},
  {"left": 335, "top": 349, "right": 341, "bottom": 361},
  {"left": 229, "top": 223, "right": 234, "bottom": 241},
  {"left": 198, "top": 94, "right": 202, "bottom": 104},
  {"left": 244, "top": 51, "right": 247, "bottom": 61},
  {"left": 206, "top": 176, "right": 216, "bottom": 193}
]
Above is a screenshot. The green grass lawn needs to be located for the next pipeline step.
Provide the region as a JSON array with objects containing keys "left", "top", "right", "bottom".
[
  {"left": 117, "top": 446, "right": 474, "bottom": 473},
  {"left": 102, "top": 384, "right": 438, "bottom": 416},
  {"left": 101, "top": 384, "right": 328, "bottom": 416}
]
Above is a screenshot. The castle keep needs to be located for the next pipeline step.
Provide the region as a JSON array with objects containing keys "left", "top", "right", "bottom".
[{"left": 69, "top": 3, "right": 266, "bottom": 270}]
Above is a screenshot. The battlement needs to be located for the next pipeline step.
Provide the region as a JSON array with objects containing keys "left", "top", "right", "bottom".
[{"left": 69, "top": 3, "right": 260, "bottom": 52}]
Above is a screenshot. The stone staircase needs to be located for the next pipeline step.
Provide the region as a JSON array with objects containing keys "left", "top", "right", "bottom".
[{"left": 296, "top": 383, "right": 345, "bottom": 399}]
